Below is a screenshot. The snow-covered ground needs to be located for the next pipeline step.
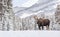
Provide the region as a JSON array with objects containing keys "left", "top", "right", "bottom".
[{"left": 0, "top": 31, "right": 60, "bottom": 37}]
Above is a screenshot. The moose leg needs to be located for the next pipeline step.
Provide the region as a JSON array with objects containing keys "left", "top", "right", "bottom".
[
  {"left": 47, "top": 20, "right": 50, "bottom": 30},
  {"left": 48, "top": 25, "right": 49, "bottom": 30},
  {"left": 46, "top": 25, "right": 49, "bottom": 30},
  {"left": 42, "top": 23, "right": 44, "bottom": 30},
  {"left": 38, "top": 26, "right": 41, "bottom": 30},
  {"left": 42, "top": 26, "right": 44, "bottom": 30}
]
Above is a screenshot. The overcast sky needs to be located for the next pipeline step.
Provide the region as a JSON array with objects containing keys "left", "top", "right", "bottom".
[{"left": 12, "top": 0, "right": 38, "bottom": 7}]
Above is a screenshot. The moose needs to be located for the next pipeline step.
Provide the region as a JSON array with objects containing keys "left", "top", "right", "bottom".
[{"left": 34, "top": 15, "right": 50, "bottom": 30}]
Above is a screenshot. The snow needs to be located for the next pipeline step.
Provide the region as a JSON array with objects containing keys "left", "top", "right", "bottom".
[
  {"left": 57, "top": 0, "right": 60, "bottom": 4},
  {"left": 21, "top": 0, "right": 38, "bottom": 7},
  {"left": 19, "top": 11, "right": 42, "bottom": 18},
  {"left": 20, "top": 13, "right": 33, "bottom": 18},
  {"left": 0, "top": 31, "right": 60, "bottom": 37}
]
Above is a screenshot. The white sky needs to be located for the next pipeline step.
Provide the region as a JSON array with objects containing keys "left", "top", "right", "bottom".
[{"left": 12, "top": 0, "right": 38, "bottom": 7}]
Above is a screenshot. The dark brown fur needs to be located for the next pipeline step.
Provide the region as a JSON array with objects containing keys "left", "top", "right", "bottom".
[{"left": 37, "top": 18, "right": 50, "bottom": 30}]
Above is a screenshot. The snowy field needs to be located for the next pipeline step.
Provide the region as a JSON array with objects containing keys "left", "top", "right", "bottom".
[{"left": 0, "top": 31, "right": 60, "bottom": 37}]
